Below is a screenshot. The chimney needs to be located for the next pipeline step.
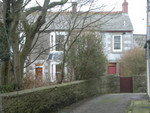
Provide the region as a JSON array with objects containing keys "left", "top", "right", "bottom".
[
  {"left": 122, "top": 0, "right": 128, "bottom": 13},
  {"left": 72, "top": 2, "right": 77, "bottom": 15}
]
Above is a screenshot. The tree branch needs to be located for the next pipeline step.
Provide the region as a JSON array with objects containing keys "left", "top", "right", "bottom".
[{"left": 25, "top": 0, "right": 68, "bottom": 16}]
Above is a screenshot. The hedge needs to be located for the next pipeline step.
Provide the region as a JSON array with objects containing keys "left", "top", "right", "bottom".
[{"left": 1, "top": 76, "right": 120, "bottom": 113}]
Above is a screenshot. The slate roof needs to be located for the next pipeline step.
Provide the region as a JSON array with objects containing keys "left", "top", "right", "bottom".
[
  {"left": 97, "top": 13, "right": 133, "bottom": 32},
  {"left": 29, "top": 11, "right": 133, "bottom": 32},
  {"left": 133, "top": 34, "right": 146, "bottom": 47}
]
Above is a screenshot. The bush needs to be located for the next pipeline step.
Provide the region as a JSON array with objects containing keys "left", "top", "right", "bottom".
[
  {"left": 23, "top": 73, "right": 50, "bottom": 90},
  {"left": 119, "top": 47, "right": 146, "bottom": 76},
  {"left": 2, "top": 77, "right": 120, "bottom": 113},
  {"left": 68, "top": 32, "right": 107, "bottom": 80},
  {"left": 0, "top": 84, "right": 15, "bottom": 93}
]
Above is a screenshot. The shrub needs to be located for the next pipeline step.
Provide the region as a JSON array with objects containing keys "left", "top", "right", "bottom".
[
  {"left": 119, "top": 47, "right": 146, "bottom": 76},
  {"left": 68, "top": 32, "right": 107, "bottom": 80},
  {"left": 1, "top": 84, "right": 15, "bottom": 93},
  {"left": 23, "top": 73, "right": 50, "bottom": 90}
]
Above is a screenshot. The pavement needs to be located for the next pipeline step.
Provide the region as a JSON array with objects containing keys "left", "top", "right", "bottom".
[{"left": 58, "top": 93, "right": 147, "bottom": 113}]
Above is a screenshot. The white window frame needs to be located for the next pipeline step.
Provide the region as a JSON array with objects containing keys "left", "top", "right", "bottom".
[
  {"left": 50, "top": 63, "right": 55, "bottom": 82},
  {"left": 50, "top": 32, "right": 56, "bottom": 51},
  {"left": 50, "top": 32, "right": 66, "bottom": 52},
  {"left": 50, "top": 62, "right": 59, "bottom": 82},
  {"left": 112, "top": 35, "right": 122, "bottom": 52}
]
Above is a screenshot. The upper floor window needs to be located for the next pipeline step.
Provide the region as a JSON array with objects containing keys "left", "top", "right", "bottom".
[
  {"left": 113, "top": 35, "right": 122, "bottom": 52},
  {"left": 56, "top": 34, "right": 65, "bottom": 51},
  {"left": 50, "top": 32, "right": 55, "bottom": 51},
  {"left": 50, "top": 32, "right": 65, "bottom": 51}
]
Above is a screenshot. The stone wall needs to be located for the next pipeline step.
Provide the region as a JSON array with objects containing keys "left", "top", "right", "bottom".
[
  {"left": 1, "top": 76, "right": 120, "bottom": 113},
  {"left": 133, "top": 75, "right": 147, "bottom": 93},
  {"left": 1, "top": 75, "right": 146, "bottom": 113},
  {"left": 100, "top": 75, "right": 147, "bottom": 93},
  {"left": 100, "top": 75, "right": 120, "bottom": 93}
]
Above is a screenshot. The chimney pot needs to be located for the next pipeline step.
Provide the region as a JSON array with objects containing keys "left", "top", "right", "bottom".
[{"left": 72, "top": 2, "right": 77, "bottom": 15}]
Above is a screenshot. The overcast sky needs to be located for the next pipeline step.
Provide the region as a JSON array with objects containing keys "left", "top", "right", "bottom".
[
  {"left": 93, "top": 0, "right": 147, "bottom": 34},
  {"left": 120, "top": 0, "right": 146, "bottom": 34},
  {"left": 129, "top": 0, "right": 146, "bottom": 34},
  {"left": 28, "top": 0, "right": 147, "bottom": 34}
]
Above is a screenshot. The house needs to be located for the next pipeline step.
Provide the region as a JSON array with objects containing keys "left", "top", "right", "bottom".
[
  {"left": 99, "top": 0, "right": 134, "bottom": 75},
  {"left": 26, "top": 0, "right": 134, "bottom": 82},
  {"left": 133, "top": 34, "right": 146, "bottom": 48}
]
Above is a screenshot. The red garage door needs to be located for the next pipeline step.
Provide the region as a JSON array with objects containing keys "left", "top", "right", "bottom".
[{"left": 108, "top": 63, "right": 116, "bottom": 75}]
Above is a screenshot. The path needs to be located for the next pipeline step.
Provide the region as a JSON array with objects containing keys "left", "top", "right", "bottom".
[{"left": 59, "top": 93, "right": 147, "bottom": 113}]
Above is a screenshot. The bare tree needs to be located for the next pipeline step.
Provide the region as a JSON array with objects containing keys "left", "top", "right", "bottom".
[
  {"left": 0, "top": 0, "right": 117, "bottom": 88},
  {"left": 0, "top": 0, "right": 68, "bottom": 89},
  {"left": 50, "top": 1, "right": 115, "bottom": 83},
  {"left": 23, "top": 0, "right": 116, "bottom": 84}
]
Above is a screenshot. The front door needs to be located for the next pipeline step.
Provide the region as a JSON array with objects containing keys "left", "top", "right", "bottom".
[{"left": 108, "top": 63, "right": 117, "bottom": 75}]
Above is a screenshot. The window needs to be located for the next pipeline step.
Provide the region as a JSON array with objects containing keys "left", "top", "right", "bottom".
[
  {"left": 35, "top": 64, "right": 43, "bottom": 77},
  {"left": 56, "top": 35, "right": 65, "bottom": 51},
  {"left": 51, "top": 35, "right": 54, "bottom": 50},
  {"left": 56, "top": 64, "right": 62, "bottom": 82},
  {"left": 50, "top": 32, "right": 56, "bottom": 51},
  {"left": 113, "top": 35, "right": 122, "bottom": 52},
  {"left": 36, "top": 67, "right": 42, "bottom": 76},
  {"left": 50, "top": 32, "right": 65, "bottom": 51},
  {"left": 51, "top": 64, "right": 54, "bottom": 81},
  {"left": 50, "top": 63, "right": 56, "bottom": 82}
]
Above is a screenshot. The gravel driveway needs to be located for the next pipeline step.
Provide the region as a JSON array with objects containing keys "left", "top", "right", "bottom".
[{"left": 59, "top": 93, "right": 147, "bottom": 113}]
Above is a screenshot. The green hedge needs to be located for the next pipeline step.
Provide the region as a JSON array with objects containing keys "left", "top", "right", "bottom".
[{"left": 1, "top": 77, "right": 120, "bottom": 113}]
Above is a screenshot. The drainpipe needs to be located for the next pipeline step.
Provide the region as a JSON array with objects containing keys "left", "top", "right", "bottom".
[{"left": 147, "top": 0, "right": 150, "bottom": 97}]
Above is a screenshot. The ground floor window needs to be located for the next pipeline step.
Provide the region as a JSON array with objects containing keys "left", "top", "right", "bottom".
[
  {"left": 50, "top": 63, "right": 56, "bottom": 82},
  {"left": 50, "top": 63, "right": 62, "bottom": 82},
  {"left": 35, "top": 64, "right": 43, "bottom": 77},
  {"left": 56, "top": 64, "right": 62, "bottom": 82}
]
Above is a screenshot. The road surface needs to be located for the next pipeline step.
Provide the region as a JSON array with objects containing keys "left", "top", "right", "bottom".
[{"left": 59, "top": 93, "right": 147, "bottom": 113}]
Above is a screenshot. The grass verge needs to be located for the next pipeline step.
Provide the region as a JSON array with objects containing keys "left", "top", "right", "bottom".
[{"left": 126, "top": 100, "right": 150, "bottom": 113}]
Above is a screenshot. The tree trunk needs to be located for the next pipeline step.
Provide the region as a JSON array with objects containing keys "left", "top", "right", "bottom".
[
  {"left": 1, "top": 61, "right": 9, "bottom": 85},
  {"left": 13, "top": 53, "right": 25, "bottom": 89},
  {"left": 0, "top": 60, "right": 15, "bottom": 87},
  {"left": 0, "top": 55, "right": 25, "bottom": 89},
  {"left": 59, "top": 51, "right": 66, "bottom": 83}
]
